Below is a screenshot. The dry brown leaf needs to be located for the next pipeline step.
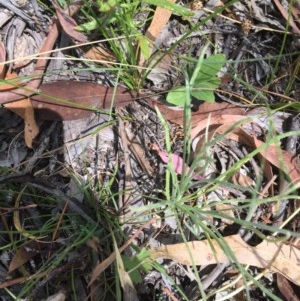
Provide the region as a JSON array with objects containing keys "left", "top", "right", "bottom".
[
  {"left": 84, "top": 46, "right": 117, "bottom": 66},
  {"left": 145, "top": 1, "right": 175, "bottom": 41},
  {"left": 0, "top": 71, "right": 23, "bottom": 91},
  {"left": 0, "top": 40, "right": 6, "bottom": 78},
  {"left": 215, "top": 203, "right": 235, "bottom": 225},
  {"left": 5, "top": 98, "right": 40, "bottom": 148},
  {"left": 232, "top": 171, "right": 255, "bottom": 187},
  {"left": 24, "top": 99, "right": 39, "bottom": 148},
  {"left": 193, "top": 123, "right": 294, "bottom": 195},
  {"left": 139, "top": 0, "right": 175, "bottom": 66},
  {"left": 152, "top": 102, "right": 244, "bottom": 134},
  {"left": 30, "top": 81, "right": 140, "bottom": 120},
  {"left": 253, "top": 136, "right": 300, "bottom": 183},
  {"left": 8, "top": 240, "right": 44, "bottom": 274},
  {"left": 115, "top": 241, "right": 138, "bottom": 301},
  {"left": 276, "top": 273, "right": 300, "bottom": 301},
  {"left": 52, "top": 0, "right": 87, "bottom": 42},
  {"left": 150, "top": 234, "right": 300, "bottom": 286},
  {"left": 89, "top": 218, "right": 156, "bottom": 286},
  {"left": 4, "top": 98, "right": 27, "bottom": 118},
  {"left": 272, "top": 0, "right": 300, "bottom": 34},
  {"left": 191, "top": 114, "right": 248, "bottom": 139}
]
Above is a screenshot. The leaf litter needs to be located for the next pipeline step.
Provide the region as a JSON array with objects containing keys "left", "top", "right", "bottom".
[{"left": 0, "top": 0, "right": 299, "bottom": 300}]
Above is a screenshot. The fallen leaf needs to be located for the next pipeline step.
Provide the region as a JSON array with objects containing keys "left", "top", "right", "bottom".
[
  {"left": 84, "top": 45, "right": 117, "bottom": 66},
  {"left": 4, "top": 97, "right": 28, "bottom": 118},
  {"left": 156, "top": 149, "right": 203, "bottom": 180},
  {"left": 150, "top": 234, "right": 300, "bottom": 286},
  {"left": 232, "top": 170, "right": 255, "bottom": 188},
  {"left": 191, "top": 114, "right": 250, "bottom": 139},
  {"left": 0, "top": 40, "right": 6, "bottom": 78},
  {"left": 24, "top": 99, "right": 39, "bottom": 148},
  {"left": 114, "top": 239, "right": 139, "bottom": 301},
  {"left": 89, "top": 218, "right": 156, "bottom": 286},
  {"left": 276, "top": 273, "right": 300, "bottom": 301},
  {"left": 30, "top": 81, "right": 140, "bottom": 120},
  {"left": 5, "top": 98, "right": 40, "bottom": 148},
  {"left": 8, "top": 240, "right": 46, "bottom": 274},
  {"left": 272, "top": 0, "right": 300, "bottom": 34},
  {"left": 192, "top": 123, "right": 282, "bottom": 195},
  {"left": 253, "top": 136, "right": 300, "bottom": 183},
  {"left": 0, "top": 70, "right": 23, "bottom": 91},
  {"left": 0, "top": 16, "right": 60, "bottom": 104},
  {"left": 152, "top": 101, "right": 244, "bottom": 131},
  {"left": 145, "top": 0, "right": 175, "bottom": 42},
  {"left": 139, "top": 0, "right": 175, "bottom": 66},
  {"left": 52, "top": 0, "right": 88, "bottom": 43},
  {"left": 215, "top": 203, "right": 235, "bottom": 225}
]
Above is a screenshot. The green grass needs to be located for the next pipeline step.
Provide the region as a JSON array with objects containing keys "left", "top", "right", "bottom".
[{"left": 1, "top": 0, "right": 300, "bottom": 300}]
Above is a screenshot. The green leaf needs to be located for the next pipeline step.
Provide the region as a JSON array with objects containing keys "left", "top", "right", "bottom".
[
  {"left": 166, "top": 86, "right": 187, "bottom": 106},
  {"left": 194, "top": 54, "right": 226, "bottom": 82},
  {"left": 97, "top": 0, "right": 120, "bottom": 12},
  {"left": 137, "top": 35, "right": 151, "bottom": 60},
  {"left": 194, "top": 77, "right": 221, "bottom": 89},
  {"left": 144, "top": 0, "right": 194, "bottom": 17},
  {"left": 121, "top": 249, "right": 152, "bottom": 284},
  {"left": 191, "top": 89, "right": 215, "bottom": 102},
  {"left": 190, "top": 80, "right": 219, "bottom": 102},
  {"left": 75, "top": 18, "right": 98, "bottom": 32},
  {"left": 166, "top": 53, "right": 225, "bottom": 106}
]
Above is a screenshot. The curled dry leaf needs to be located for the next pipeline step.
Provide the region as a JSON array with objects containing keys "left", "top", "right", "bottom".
[
  {"left": 150, "top": 234, "right": 300, "bottom": 286},
  {"left": 192, "top": 118, "right": 300, "bottom": 186},
  {"left": 191, "top": 114, "right": 248, "bottom": 139},
  {"left": 52, "top": 0, "right": 87, "bottom": 43},
  {"left": 253, "top": 136, "right": 300, "bottom": 184},
  {"left": 153, "top": 101, "right": 243, "bottom": 130}
]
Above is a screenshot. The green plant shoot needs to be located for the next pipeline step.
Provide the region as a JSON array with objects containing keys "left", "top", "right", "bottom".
[
  {"left": 167, "top": 53, "right": 226, "bottom": 105},
  {"left": 97, "top": 0, "right": 120, "bottom": 12}
]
